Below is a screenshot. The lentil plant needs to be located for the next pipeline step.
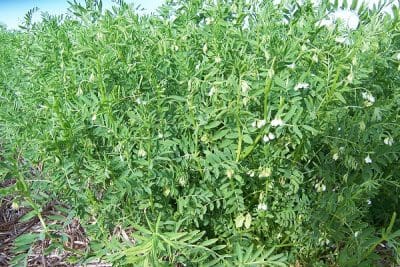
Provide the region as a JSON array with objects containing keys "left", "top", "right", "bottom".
[{"left": 1, "top": 0, "right": 400, "bottom": 266}]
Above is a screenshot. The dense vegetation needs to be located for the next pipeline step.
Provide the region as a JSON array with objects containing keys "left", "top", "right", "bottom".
[{"left": 1, "top": 0, "right": 400, "bottom": 265}]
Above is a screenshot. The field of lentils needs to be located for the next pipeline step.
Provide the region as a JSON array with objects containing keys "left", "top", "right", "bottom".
[{"left": 0, "top": 0, "right": 400, "bottom": 266}]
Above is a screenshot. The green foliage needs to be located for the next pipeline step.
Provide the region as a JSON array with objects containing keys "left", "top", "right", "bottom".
[{"left": 1, "top": 0, "right": 400, "bottom": 265}]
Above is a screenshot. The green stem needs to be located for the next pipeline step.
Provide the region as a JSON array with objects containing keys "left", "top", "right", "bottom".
[
  {"left": 264, "top": 57, "right": 275, "bottom": 121},
  {"left": 235, "top": 115, "right": 242, "bottom": 162},
  {"left": 239, "top": 58, "right": 275, "bottom": 161},
  {"left": 363, "top": 212, "right": 397, "bottom": 259}
]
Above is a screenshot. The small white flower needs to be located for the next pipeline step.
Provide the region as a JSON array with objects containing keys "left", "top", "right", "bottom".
[
  {"left": 257, "top": 119, "right": 266, "bottom": 128},
  {"left": 331, "top": 9, "right": 360, "bottom": 30},
  {"left": 205, "top": 17, "right": 214, "bottom": 25},
  {"left": 243, "top": 97, "right": 250, "bottom": 106},
  {"left": 361, "top": 92, "right": 375, "bottom": 104},
  {"left": 158, "top": 133, "right": 164, "bottom": 139},
  {"left": 335, "top": 36, "right": 352, "bottom": 45},
  {"left": 207, "top": 86, "right": 216, "bottom": 97},
  {"left": 247, "top": 170, "right": 255, "bottom": 177},
  {"left": 333, "top": 153, "right": 339, "bottom": 161},
  {"left": 178, "top": 176, "right": 186, "bottom": 186},
  {"left": 77, "top": 87, "right": 83, "bottom": 96},
  {"left": 321, "top": 184, "right": 326, "bottom": 192},
  {"left": 215, "top": 56, "right": 222, "bottom": 63},
  {"left": 138, "top": 149, "right": 147, "bottom": 157},
  {"left": 384, "top": 137, "right": 394, "bottom": 146},
  {"left": 312, "top": 54, "right": 319, "bottom": 63},
  {"left": 294, "top": 82, "right": 310, "bottom": 91},
  {"left": 347, "top": 72, "right": 354, "bottom": 83},
  {"left": 241, "top": 80, "right": 250, "bottom": 94},
  {"left": 195, "top": 63, "right": 201, "bottom": 70},
  {"left": 172, "top": 45, "right": 179, "bottom": 51},
  {"left": 270, "top": 118, "right": 284, "bottom": 127},
  {"left": 367, "top": 199, "right": 372, "bottom": 205},
  {"left": 202, "top": 43, "right": 208, "bottom": 54},
  {"left": 259, "top": 167, "right": 272, "bottom": 178},
  {"left": 89, "top": 73, "right": 95, "bottom": 82},
  {"left": 92, "top": 113, "right": 97, "bottom": 121},
  {"left": 396, "top": 53, "right": 400, "bottom": 61},
  {"left": 368, "top": 95, "right": 375, "bottom": 103},
  {"left": 226, "top": 169, "right": 234, "bottom": 179},
  {"left": 364, "top": 155, "right": 372, "bottom": 164},
  {"left": 263, "top": 135, "right": 270, "bottom": 143},
  {"left": 11, "top": 202, "right": 19, "bottom": 210},
  {"left": 281, "top": 17, "right": 290, "bottom": 25},
  {"left": 253, "top": 119, "right": 266, "bottom": 129},
  {"left": 257, "top": 203, "right": 268, "bottom": 211},
  {"left": 354, "top": 231, "right": 360, "bottom": 238},
  {"left": 136, "top": 98, "right": 143, "bottom": 105},
  {"left": 268, "top": 132, "right": 275, "bottom": 140},
  {"left": 315, "top": 182, "right": 326, "bottom": 192},
  {"left": 287, "top": 63, "right": 296, "bottom": 69}
]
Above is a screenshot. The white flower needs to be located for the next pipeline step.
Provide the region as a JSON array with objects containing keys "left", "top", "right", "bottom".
[
  {"left": 367, "top": 199, "right": 372, "bottom": 205},
  {"left": 364, "top": 155, "right": 372, "bottom": 164},
  {"left": 335, "top": 36, "right": 352, "bottom": 45},
  {"left": 287, "top": 63, "right": 296, "bottom": 69},
  {"left": 384, "top": 137, "right": 394, "bottom": 146},
  {"left": 333, "top": 153, "right": 339, "bottom": 161},
  {"left": 257, "top": 203, "right": 268, "bottom": 211},
  {"left": 354, "top": 231, "right": 360, "bottom": 238},
  {"left": 215, "top": 56, "right": 222, "bottom": 63},
  {"left": 91, "top": 113, "right": 97, "bottom": 121},
  {"left": 172, "top": 45, "right": 179, "bottom": 51},
  {"left": 77, "top": 87, "right": 83, "bottom": 96},
  {"left": 178, "top": 176, "right": 186, "bottom": 186},
  {"left": 11, "top": 202, "right": 19, "bottom": 210},
  {"left": 243, "top": 97, "right": 250, "bottom": 106},
  {"left": 259, "top": 167, "right": 272, "bottom": 178},
  {"left": 258, "top": 119, "right": 266, "bottom": 128},
  {"left": 202, "top": 43, "right": 208, "bottom": 54},
  {"left": 195, "top": 63, "right": 201, "bottom": 70},
  {"left": 268, "top": 132, "right": 275, "bottom": 140},
  {"left": 315, "top": 182, "right": 326, "bottom": 192},
  {"left": 270, "top": 118, "right": 284, "bottom": 127},
  {"left": 247, "top": 170, "right": 255, "bottom": 177},
  {"left": 331, "top": 9, "right": 360, "bottom": 30},
  {"left": 263, "top": 135, "right": 270, "bottom": 143},
  {"left": 226, "top": 169, "right": 234, "bottom": 179},
  {"left": 361, "top": 92, "right": 375, "bottom": 103},
  {"left": 321, "top": 184, "right": 326, "bottom": 192},
  {"left": 89, "top": 73, "right": 95, "bottom": 82},
  {"left": 294, "top": 82, "right": 310, "bottom": 91},
  {"left": 396, "top": 53, "right": 400, "bottom": 61},
  {"left": 253, "top": 119, "right": 266, "bottom": 129},
  {"left": 241, "top": 80, "right": 250, "bottom": 94},
  {"left": 347, "top": 72, "right": 354, "bottom": 83},
  {"left": 158, "top": 133, "right": 164, "bottom": 139},
  {"left": 205, "top": 17, "right": 214, "bottom": 25},
  {"left": 312, "top": 54, "right": 319, "bottom": 63},
  {"left": 138, "top": 149, "right": 147, "bottom": 157},
  {"left": 136, "top": 97, "right": 147, "bottom": 105},
  {"left": 281, "top": 17, "right": 290, "bottom": 25},
  {"left": 207, "top": 86, "right": 216, "bottom": 97}
]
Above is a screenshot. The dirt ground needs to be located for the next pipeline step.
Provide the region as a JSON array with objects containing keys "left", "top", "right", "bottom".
[{"left": 0, "top": 178, "right": 111, "bottom": 267}]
